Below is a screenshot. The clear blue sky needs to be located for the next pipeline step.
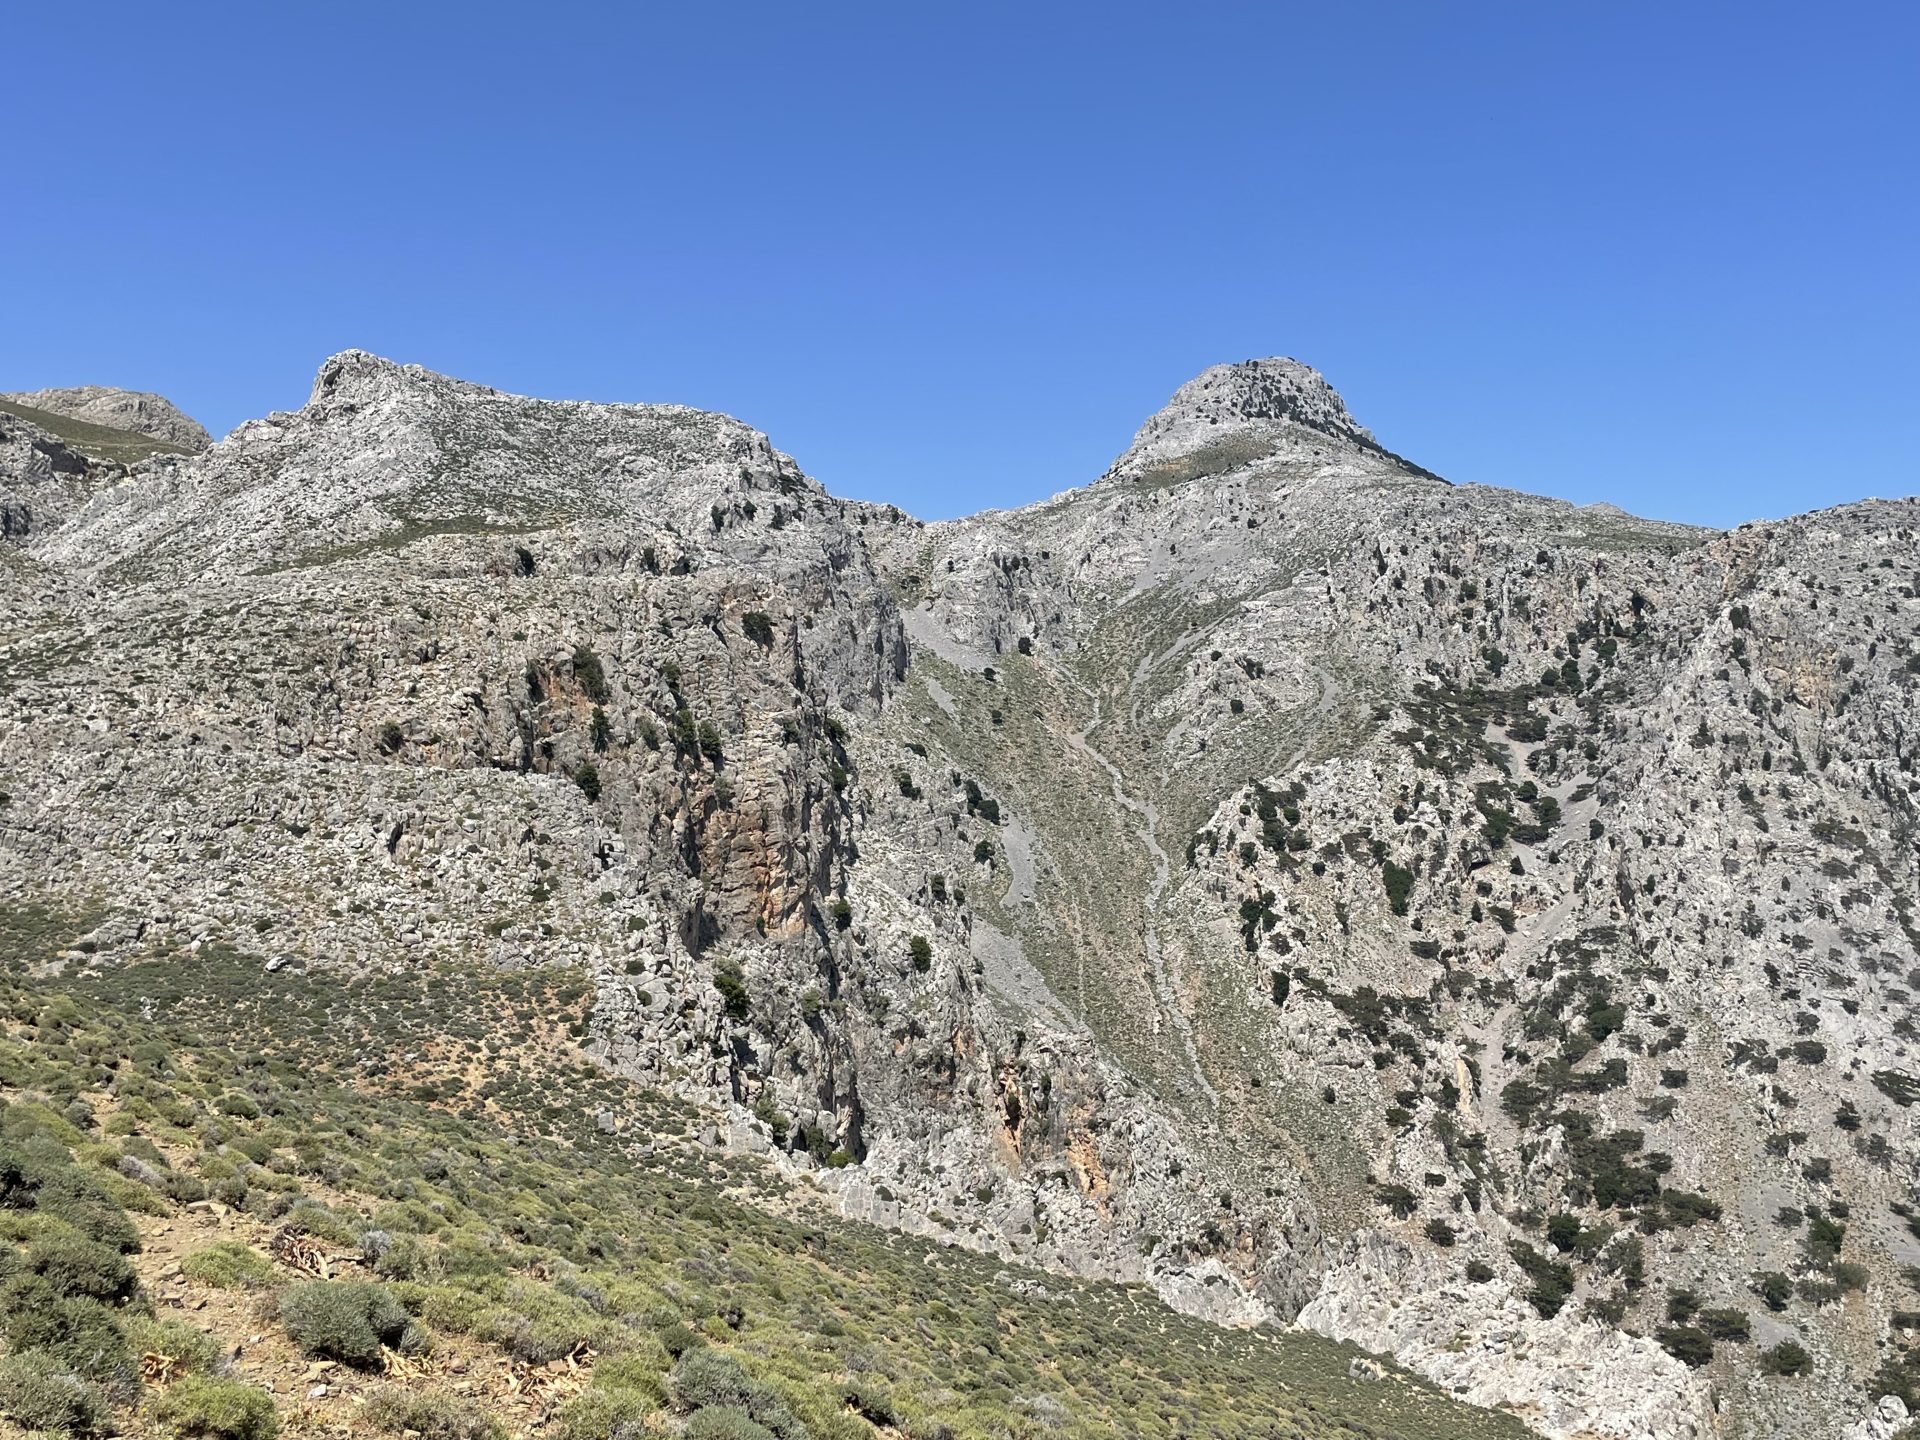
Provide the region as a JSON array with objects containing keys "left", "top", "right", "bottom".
[{"left": 5, "top": 3, "right": 1914, "bottom": 526}]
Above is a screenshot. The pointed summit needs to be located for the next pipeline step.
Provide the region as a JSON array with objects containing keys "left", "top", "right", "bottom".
[
  {"left": 1106, "top": 358, "right": 1440, "bottom": 485},
  {"left": 307, "top": 349, "right": 475, "bottom": 410}
]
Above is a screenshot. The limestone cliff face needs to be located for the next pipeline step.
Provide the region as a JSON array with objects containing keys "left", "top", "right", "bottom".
[
  {"left": 0, "top": 406, "right": 98, "bottom": 540},
  {"left": 3, "top": 352, "right": 1915, "bottom": 1440},
  {"left": 2, "top": 352, "right": 906, "bottom": 1174}
]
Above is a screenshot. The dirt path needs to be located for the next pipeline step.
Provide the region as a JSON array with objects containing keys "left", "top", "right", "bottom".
[{"left": 1057, "top": 668, "right": 1220, "bottom": 1111}]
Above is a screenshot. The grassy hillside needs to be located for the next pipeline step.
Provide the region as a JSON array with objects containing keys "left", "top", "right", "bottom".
[
  {"left": 0, "top": 905, "right": 1536, "bottom": 1440},
  {"left": 0, "top": 399, "right": 195, "bottom": 465}
]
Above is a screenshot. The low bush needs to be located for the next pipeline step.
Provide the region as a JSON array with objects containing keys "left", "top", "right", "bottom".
[
  {"left": 0, "top": 1350, "right": 108, "bottom": 1436},
  {"left": 1760, "top": 1339, "right": 1812, "bottom": 1377},
  {"left": 687, "top": 1408, "right": 778, "bottom": 1440},
  {"left": 152, "top": 1375, "right": 279, "bottom": 1440},
  {"left": 279, "top": 1281, "right": 418, "bottom": 1367},
  {"left": 0, "top": 1279, "right": 130, "bottom": 1378},
  {"left": 126, "top": 1316, "right": 226, "bottom": 1377},
  {"left": 1699, "top": 1307, "right": 1750, "bottom": 1342},
  {"left": 551, "top": 1384, "right": 655, "bottom": 1440},
  {"left": 482, "top": 1283, "right": 609, "bottom": 1363},
  {"left": 181, "top": 1242, "right": 278, "bottom": 1290},
  {"left": 363, "top": 1385, "right": 503, "bottom": 1440},
  {"left": 1655, "top": 1326, "right": 1713, "bottom": 1368},
  {"left": 24, "top": 1233, "right": 140, "bottom": 1302},
  {"left": 670, "top": 1349, "right": 807, "bottom": 1440}
]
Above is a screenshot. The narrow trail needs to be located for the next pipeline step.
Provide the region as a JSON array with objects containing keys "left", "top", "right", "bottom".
[
  {"left": 1058, "top": 661, "right": 1220, "bottom": 1112},
  {"left": 1050, "top": 611, "right": 1344, "bottom": 1118}
]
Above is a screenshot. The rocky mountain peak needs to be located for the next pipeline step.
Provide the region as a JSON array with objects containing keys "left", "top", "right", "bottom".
[
  {"left": 1153, "top": 357, "right": 1373, "bottom": 442},
  {"left": 1103, "top": 357, "right": 1438, "bottom": 486},
  {"left": 307, "top": 348, "right": 478, "bottom": 410},
  {"left": 0, "top": 383, "right": 212, "bottom": 452}
]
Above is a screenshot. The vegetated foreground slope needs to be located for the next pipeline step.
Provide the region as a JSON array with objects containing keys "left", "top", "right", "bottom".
[
  {"left": 0, "top": 922, "right": 1530, "bottom": 1440},
  {"left": 0, "top": 351, "right": 1915, "bottom": 1440}
]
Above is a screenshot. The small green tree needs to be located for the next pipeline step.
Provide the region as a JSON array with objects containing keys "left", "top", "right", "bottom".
[
  {"left": 1699, "top": 1307, "right": 1751, "bottom": 1342},
  {"left": 1760, "top": 1339, "right": 1811, "bottom": 1377},
  {"left": 713, "top": 961, "right": 750, "bottom": 1021},
  {"left": 571, "top": 645, "right": 610, "bottom": 703},
  {"left": 574, "top": 763, "right": 601, "bottom": 802},
  {"left": 1381, "top": 861, "right": 1415, "bottom": 916},
  {"left": 1753, "top": 1270, "right": 1792, "bottom": 1311},
  {"left": 589, "top": 707, "right": 612, "bottom": 752},
  {"left": 908, "top": 936, "right": 933, "bottom": 973},
  {"left": 1655, "top": 1326, "right": 1713, "bottom": 1368}
]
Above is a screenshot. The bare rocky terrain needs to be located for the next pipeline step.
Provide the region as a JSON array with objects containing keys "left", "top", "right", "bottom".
[
  {"left": 2, "top": 351, "right": 1915, "bottom": 1440},
  {"left": 1, "top": 386, "right": 211, "bottom": 453}
]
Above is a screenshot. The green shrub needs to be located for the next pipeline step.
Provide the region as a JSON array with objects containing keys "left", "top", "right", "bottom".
[
  {"left": 1508, "top": 1242, "right": 1574, "bottom": 1319},
  {"left": 153, "top": 1375, "right": 280, "bottom": 1440},
  {"left": 1699, "top": 1307, "right": 1750, "bottom": 1342},
  {"left": 26, "top": 1233, "right": 140, "bottom": 1301},
  {"left": 0, "top": 1277, "right": 129, "bottom": 1377},
  {"left": 672, "top": 1348, "right": 756, "bottom": 1410},
  {"left": 181, "top": 1242, "right": 277, "bottom": 1290},
  {"left": 483, "top": 1285, "right": 608, "bottom": 1364},
  {"left": 126, "top": 1316, "right": 225, "bottom": 1376},
  {"left": 1381, "top": 861, "right": 1415, "bottom": 916},
  {"left": 574, "top": 763, "right": 602, "bottom": 803},
  {"left": 1752, "top": 1270, "right": 1792, "bottom": 1311},
  {"left": 398, "top": 1283, "right": 492, "bottom": 1337},
  {"left": 30, "top": 1170, "right": 141, "bottom": 1252},
  {"left": 1655, "top": 1326, "right": 1713, "bottom": 1368},
  {"left": 713, "top": 963, "right": 750, "bottom": 1022},
  {"left": 279, "top": 1281, "right": 418, "bottom": 1367},
  {"left": 1760, "top": 1339, "right": 1811, "bottom": 1377},
  {"left": 363, "top": 1385, "right": 502, "bottom": 1440},
  {"left": 687, "top": 1408, "right": 777, "bottom": 1440},
  {"left": 552, "top": 1384, "right": 654, "bottom": 1440},
  {"left": 656, "top": 1320, "right": 703, "bottom": 1358},
  {"left": 591, "top": 1350, "right": 669, "bottom": 1402},
  {"left": 669, "top": 1349, "right": 807, "bottom": 1440},
  {"left": 0, "top": 1350, "right": 108, "bottom": 1435},
  {"left": 571, "top": 646, "right": 611, "bottom": 703}
]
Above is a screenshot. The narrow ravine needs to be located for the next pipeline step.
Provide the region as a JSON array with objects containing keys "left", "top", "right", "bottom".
[{"left": 1058, "top": 665, "right": 1220, "bottom": 1111}]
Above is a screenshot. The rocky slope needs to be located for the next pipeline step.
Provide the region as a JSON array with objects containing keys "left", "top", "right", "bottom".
[
  {"left": 2, "top": 352, "right": 1915, "bottom": 1440},
  {"left": 1, "top": 385, "right": 211, "bottom": 452}
]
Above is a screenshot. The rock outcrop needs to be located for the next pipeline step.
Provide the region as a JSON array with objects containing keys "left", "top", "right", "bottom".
[{"left": 2, "top": 384, "right": 212, "bottom": 451}]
